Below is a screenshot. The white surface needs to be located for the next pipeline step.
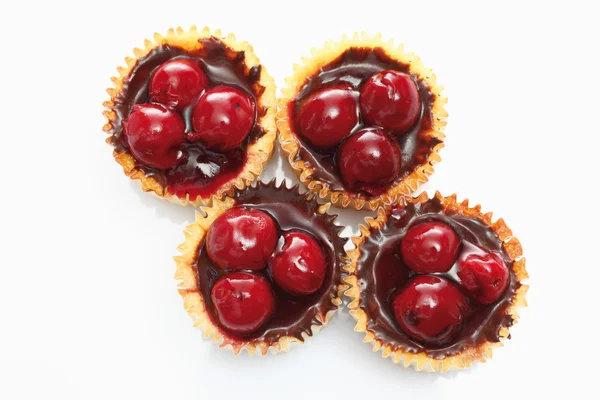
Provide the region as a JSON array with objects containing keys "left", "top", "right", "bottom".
[{"left": 1, "top": 0, "right": 598, "bottom": 398}]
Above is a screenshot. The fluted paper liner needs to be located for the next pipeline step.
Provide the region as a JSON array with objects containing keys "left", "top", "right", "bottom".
[
  {"left": 343, "top": 192, "right": 529, "bottom": 371},
  {"left": 103, "top": 26, "right": 277, "bottom": 207},
  {"left": 174, "top": 181, "right": 345, "bottom": 355},
  {"left": 277, "top": 33, "right": 447, "bottom": 210}
]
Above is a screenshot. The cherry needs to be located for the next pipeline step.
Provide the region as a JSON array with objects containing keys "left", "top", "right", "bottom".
[
  {"left": 392, "top": 275, "right": 469, "bottom": 346},
  {"left": 336, "top": 128, "right": 402, "bottom": 195},
  {"left": 457, "top": 246, "right": 510, "bottom": 305},
  {"left": 269, "top": 231, "right": 327, "bottom": 296},
  {"left": 149, "top": 58, "right": 208, "bottom": 110},
  {"left": 401, "top": 222, "right": 460, "bottom": 273},
  {"left": 188, "top": 85, "right": 256, "bottom": 151},
  {"left": 211, "top": 272, "right": 275, "bottom": 335},
  {"left": 206, "top": 207, "right": 278, "bottom": 271},
  {"left": 295, "top": 85, "right": 359, "bottom": 148},
  {"left": 360, "top": 70, "right": 421, "bottom": 134},
  {"left": 122, "top": 103, "right": 185, "bottom": 169}
]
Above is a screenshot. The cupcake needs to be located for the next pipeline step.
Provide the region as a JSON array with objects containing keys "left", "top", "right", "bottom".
[
  {"left": 344, "top": 192, "right": 528, "bottom": 371},
  {"left": 103, "top": 26, "right": 276, "bottom": 207},
  {"left": 277, "top": 33, "right": 447, "bottom": 210},
  {"left": 174, "top": 181, "right": 346, "bottom": 354}
]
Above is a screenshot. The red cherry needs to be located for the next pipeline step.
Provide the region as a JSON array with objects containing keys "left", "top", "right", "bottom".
[
  {"left": 457, "top": 246, "right": 510, "bottom": 305},
  {"left": 149, "top": 58, "right": 208, "bottom": 110},
  {"left": 269, "top": 231, "right": 327, "bottom": 296},
  {"left": 360, "top": 70, "right": 421, "bottom": 134},
  {"left": 206, "top": 207, "right": 278, "bottom": 271},
  {"left": 188, "top": 85, "right": 256, "bottom": 151},
  {"left": 336, "top": 128, "right": 402, "bottom": 195},
  {"left": 295, "top": 85, "right": 358, "bottom": 148},
  {"left": 211, "top": 272, "right": 275, "bottom": 335},
  {"left": 122, "top": 103, "right": 185, "bottom": 169},
  {"left": 392, "top": 275, "right": 469, "bottom": 346},
  {"left": 401, "top": 222, "right": 460, "bottom": 273}
]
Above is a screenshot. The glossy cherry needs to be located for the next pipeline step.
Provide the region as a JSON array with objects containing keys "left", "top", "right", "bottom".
[
  {"left": 360, "top": 70, "right": 421, "bottom": 134},
  {"left": 336, "top": 128, "right": 402, "bottom": 195},
  {"left": 122, "top": 103, "right": 185, "bottom": 169},
  {"left": 206, "top": 207, "right": 278, "bottom": 271},
  {"left": 149, "top": 58, "right": 209, "bottom": 110},
  {"left": 211, "top": 272, "right": 275, "bottom": 335},
  {"left": 457, "top": 247, "right": 510, "bottom": 305},
  {"left": 269, "top": 231, "right": 327, "bottom": 296},
  {"left": 189, "top": 85, "right": 256, "bottom": 151},
  {"left": 392, "top": 275, "right": 469, "bottom": 346},
  {"left": 295, "top": 85, "right": 359, "bottom": 148},
  {"left": 401, "top": 222, "right": 460, "bottom": 273}
]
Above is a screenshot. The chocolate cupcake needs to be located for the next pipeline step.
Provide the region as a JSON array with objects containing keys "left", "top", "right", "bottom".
[
  {"left": 344, "top": 192, "right": 528, "bottom": 371},
  {"left": 277, "top": 33, "right": 447, "bottom": 210},
  {"left": 103, "top": 26, "right": 277, "bottom": 206},
  {"left": 174, "top": 181, "right": 346, "bottom": 354}
]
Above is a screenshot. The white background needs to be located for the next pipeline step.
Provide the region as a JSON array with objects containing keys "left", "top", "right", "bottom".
[{"left": 1, "top": 0, "right": 598, "bottom": 398}]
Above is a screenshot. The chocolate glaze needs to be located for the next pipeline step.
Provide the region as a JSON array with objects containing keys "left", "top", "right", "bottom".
[
  {"left": 109, "top": 37, "right": 267, "bottom": 201},
  {"left": 289, "top": 47, "right": 440, "bottom": 196},
  {"left": 356, "top": 197, "right": 520, "bottom": 358},
  {"left": 194, "top": 183, "right": 345, "bottom": 343}
]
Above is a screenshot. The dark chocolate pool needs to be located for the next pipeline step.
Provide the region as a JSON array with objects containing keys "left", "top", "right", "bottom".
[
  {"left": 355, "top": 197, "right": 520, "bottom": 358},
  {"left": 289, "top": 47, "right": 441, "bottom": 196},
  {"left": 108, "top": 37, "right": 267, "bottom": 201},
  {"left": 193, "top": 182, "right": 345, "bottom": 344}
]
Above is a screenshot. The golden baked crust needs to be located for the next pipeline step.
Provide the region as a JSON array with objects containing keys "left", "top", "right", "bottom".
[
  {"left": 277, "top": 32, "right": 447, "bottom": 210},
  {"left": 174, "top": 186, "right": 344, "bottom": 355},
  {"left": 103, "top": 26, "right": 277, "bottom": 207},
  {"left": 343, "top": 192, "right": 529, "bottom": 371}
]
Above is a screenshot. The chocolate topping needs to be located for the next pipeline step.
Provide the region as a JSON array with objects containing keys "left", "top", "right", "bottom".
[
  {"left": 194, "top": 183, "right": 344, "bottom": 343},
  {"left": 109, "top": 37, "right": 266, "bottom": 201},
  {"left": 289, "top": 47, "right": 441, "bottom": 196},
  {"left": 355, "top": 197, "right": 520, "bottom": 358}
]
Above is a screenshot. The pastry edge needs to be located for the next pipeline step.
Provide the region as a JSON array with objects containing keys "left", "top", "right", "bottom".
[
  {"left": 276, "top": 32, "right": 447, "bottom": 210},
  {"left": 174, "top": 186, "right": 345, "bottom": 355},
  {"left": 342, "top": 191, "right": 529, "bottom": 372},
  {"left": 102, "top": 25, "right": 277, "bottom": 207}
]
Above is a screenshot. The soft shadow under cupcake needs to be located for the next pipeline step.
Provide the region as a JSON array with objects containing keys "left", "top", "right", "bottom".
[{"left": 131, "top": 181, "right": 196, "bottom": 225}]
